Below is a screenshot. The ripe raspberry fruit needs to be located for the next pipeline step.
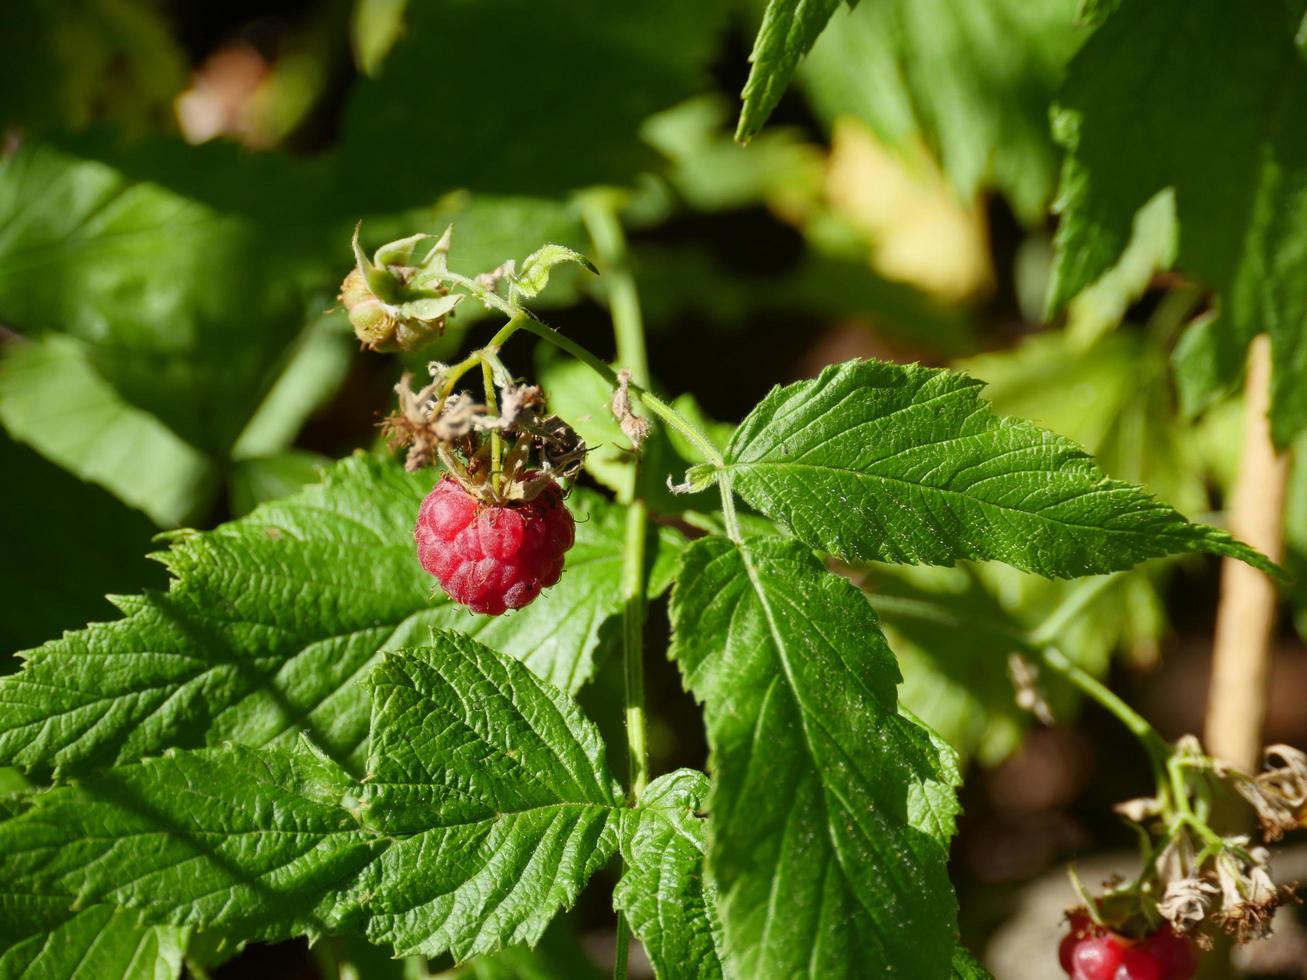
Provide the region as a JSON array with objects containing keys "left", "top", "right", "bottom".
[
  {"left": 1115, "top": 948, "right": 1162, "bottom": 980},
  {"left": 1060, "top": 913, "right": 1096, "bottom": 972},
  {"left": 415, "top": 476, "right": 574, "bottom": 615},
  {"left": 1070, "top": 934, "right": 1125, "bottom": 980},
  {"left": 1138, "top": 928, "right": 1197, "bottom": 980}
]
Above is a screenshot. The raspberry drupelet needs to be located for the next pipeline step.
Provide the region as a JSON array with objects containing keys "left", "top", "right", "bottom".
[{"left": 415, "top": 475, "right": 575, "bottom": 615}]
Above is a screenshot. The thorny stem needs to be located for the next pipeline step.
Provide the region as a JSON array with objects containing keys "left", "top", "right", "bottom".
[{"left": 583, "top": 196, "right": 650, "bottom": 980}]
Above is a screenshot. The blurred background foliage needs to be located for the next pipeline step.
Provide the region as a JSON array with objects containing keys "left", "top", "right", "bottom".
[{"left": 1, "top": 0, "right": 1305, "bottom": 976}]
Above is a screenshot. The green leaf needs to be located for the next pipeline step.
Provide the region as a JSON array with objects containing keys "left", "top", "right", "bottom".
[
  {"left": 1064, "top": 189, "right": 1177, "bottom": 348},
  {"left": 340, "top": 0, "right": 730, "bottom": 209},
  {"left": 0, "top": 904, "right": 185, "bottom": 980},
  {"left": 0, "top": 634, "right": 624, "bottom": 962},
  {"left": 0, "top": 143, "right": 331, "bottom": 456},
  {"left": 1, "top": 0, "right": 186, "bottom": 134},
  {"left": 798, "top": 0, "right": 1081, "bottom": 222},
  {"left": 423, "top": 920, "right": 605, "bottom": 980},
  {"left": 227, "top": 450, "right": 330, "bottom": 517},
  {"left": 358, "top": 635, "right": 623, "bottom": 959},
  {"left": 1047, "top": 0, "right": 1307, "bottom": 442},
  {"left": 513, "top": 244, "right": 597, "bottom": 301},
  {"left": 0, "top": 744, "right": 382, "bottom": 941},
  {"left": 0, "top": 456, "right": 679, "bottom": 775},
  {"left": 723, "top": 359, "right": 1276, "bottom": 577},
  {"left": 736, "top": 0, "right": 845, "bottom": 143},
  {"left": 866, "top": 564, "right": 1030, "bottom": 767},
  {"left": 0, "top": 433, "right": 163, "bottom": 660},
  {"left": 669, "top": 535, "right": 959, "bottom": 978},
  {"left": 230, "top": 311, "right": 355, "bottom": 461},
  {"left": 0, "top": 335, "right": 218, "bottom": 527},
  {"left": 616, "top": 770, "right": 726, "bottom": 980},
  {"left": 951, "top": 946, "right": 994, "bottom": 979},
  {"left": 643, "top": 95, "right": 824, "bottom": 213},
  {"left": 351, "top": 0, "right": 410, "bottom": 76}
]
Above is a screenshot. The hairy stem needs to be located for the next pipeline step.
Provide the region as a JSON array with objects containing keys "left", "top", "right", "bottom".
[
  {"left": 584, "top": 196, "right": 651, "bottom": 979},
  {"left": 1205, "top": 335, "right": 1290, "bottom": 772},
  {"left": 513, "top": 316, "right": 724, "bottom": 466}
]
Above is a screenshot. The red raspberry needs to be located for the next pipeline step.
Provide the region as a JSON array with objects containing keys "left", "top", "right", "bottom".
[
  {"left": 1060, "top": 913, "right": 1096, "bottom": 972},
  {"left": 415, "top": 476, "right": 574, "bottom": 615},
  {"left": 1071, "top": 934, "right": 1125, "bottom": 980},
  {"left": 1138, "top": 928, "right": 1196, "bottom": 980},
  {"left": 1114, "top": 948, "right": 1162, "bottom": 980}
]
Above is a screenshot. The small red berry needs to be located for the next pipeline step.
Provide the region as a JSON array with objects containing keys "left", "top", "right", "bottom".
[
  {"left": 1060, "top": 913, "right": 1096, "bottom": 972},
  {"left": 1115, "top": 948, "right": 1162, "bottom": 980},
  {"left": 1139, "top": 928, "right": 1197, "bottom": 980},
  {"left": 415, "top": 476, "right": 575, "bottom": 615},
  {"left": 1071, "top": 934, "right": 1125, "bottom": 980}
]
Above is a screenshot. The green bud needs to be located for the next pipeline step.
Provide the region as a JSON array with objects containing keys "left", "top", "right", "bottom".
[{"left": 340, "top": 224, "right": 463, "bottom": 352}]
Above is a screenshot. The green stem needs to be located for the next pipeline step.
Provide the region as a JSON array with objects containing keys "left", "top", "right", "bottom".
[
  {"left": 514, "top": 316, "right": 723, "bottom": 466},
  {"left": 481, "top": 359, "right": 502, "bottom": 493},
  {"left": 622, "top": 499, "right": 649, "bottom": 797},
  {"left": 867, "top": 571, "right": 1170, "bottom": 776},
  {"left": 1038, "top": 644, "right": 1170, "bottom": 777},
  {"left": 1029, "top": 573, "right": 1120, "bottom": 647},
  {"left": 582, "top": 197, "right": 649, "bottom": 387},
  {"left": 583, "top": 197, "right": 651, "bottom": 980},
  {"left": 613, "top": 916, "right": 632, "bottom": 980}
]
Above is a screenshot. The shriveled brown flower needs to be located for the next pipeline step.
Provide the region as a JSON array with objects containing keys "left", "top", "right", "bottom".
[
  {"left": 1212, "top": 841, "right": 1298, "bottom": 943},
  {"left": 1231, "top": 745, "right": 1307, "bottom": 842},
  {"left": 1158, "top": 877, "right": 1219, "bottom": 933}
]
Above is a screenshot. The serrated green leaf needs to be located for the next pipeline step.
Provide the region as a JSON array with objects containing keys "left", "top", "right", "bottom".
[
  {"left": 1047, "top": 0, "right": 1307, "bottom": 442},
  {"left": 616, "top": 770, "right": 726, "bottom": 980},
  {"left": 799, "top": 0, "right": 1080, "bottom": 222},
  {"left": 670, "top": 535, "right": 959, "bottom": 978},
  {"left": 736, "top": 0, "right": 845, "bottom": 142},
  {"left": 358, "top": 635, "right": 623, "bottom": 959},
  {"left": 0, "top": 744, "right": 381, "bottom": 941},
  {"left": 723, "top": 359, "right": 1275, "bottom": 577},
  {"left": 0, "top": 456, "right": 679, "bottom": 775},
  {"left": 0, "top": 634, "right": 624, "bottom": 962},
  {"left": 0, "top": 335, "right": 218, "bottom": 527},
  {"left": 0, "top": 903, "right": 185, "bottom": 980}
]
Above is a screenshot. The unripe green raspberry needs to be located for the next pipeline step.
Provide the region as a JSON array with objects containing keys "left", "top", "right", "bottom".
[{"left": 341, "top": 225, "right": 464, "bottom": 353}]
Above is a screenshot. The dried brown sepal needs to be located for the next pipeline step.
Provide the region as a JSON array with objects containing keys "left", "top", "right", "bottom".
[
  {"left": 1212, "top": 841, "right": 1299, "bottom": 943},
  {"left": 1230, "top": 745, "right": 1307, "bottom": 842},
  {"left": 384, "top": 364, "right": 585, "bottom": 504},
  {"left": 611, "top": 368, "right": 651, "bottom": 450}
]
